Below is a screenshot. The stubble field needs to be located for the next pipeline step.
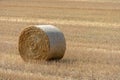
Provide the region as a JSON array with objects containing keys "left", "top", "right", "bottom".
[{"left": 0, "top": 0, "right": 120, "bottom": 80}]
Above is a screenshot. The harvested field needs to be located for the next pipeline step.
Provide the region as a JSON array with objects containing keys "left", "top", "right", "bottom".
[{"left": 0, "top": 0, "right": 120, "bottom": 80}]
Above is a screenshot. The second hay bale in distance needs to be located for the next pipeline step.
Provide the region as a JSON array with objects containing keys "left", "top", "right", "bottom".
[{"left": 19, "top": 25, "right": 66, "bottom": 62}]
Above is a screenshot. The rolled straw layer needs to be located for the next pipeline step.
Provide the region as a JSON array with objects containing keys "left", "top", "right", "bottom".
[{"left": 19, "top": 25, "right": 66, "bottom": 62}]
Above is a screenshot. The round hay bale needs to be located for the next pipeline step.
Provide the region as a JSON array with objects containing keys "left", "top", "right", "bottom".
[{"left": 19, "top": 25, "right": 66, "bottom": 62}]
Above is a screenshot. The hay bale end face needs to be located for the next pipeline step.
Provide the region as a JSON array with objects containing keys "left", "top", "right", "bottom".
[{"left": 19, "top": 25, "right": 66, "bottom": 62}]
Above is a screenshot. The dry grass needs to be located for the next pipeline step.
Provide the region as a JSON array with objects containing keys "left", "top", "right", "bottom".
[{"left": 0, "top": 0, "right": 120, "bottom": 80}]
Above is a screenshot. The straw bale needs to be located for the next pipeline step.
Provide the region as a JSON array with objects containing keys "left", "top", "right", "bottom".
[{"left": 19, "top": 25, "right": 66, "bottom": 62}]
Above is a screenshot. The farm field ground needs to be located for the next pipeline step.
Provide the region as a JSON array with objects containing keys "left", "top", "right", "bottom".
[{"left": 0, "top": 0, "right": 120, "bottom": 80}]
